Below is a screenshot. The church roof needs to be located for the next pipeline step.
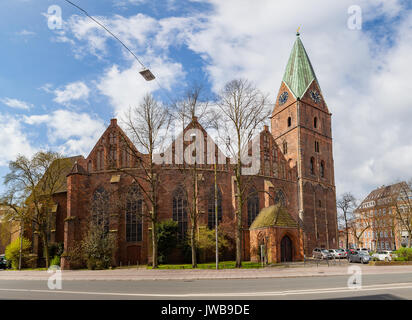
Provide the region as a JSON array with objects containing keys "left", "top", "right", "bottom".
[
  {"left": 283, "top": 34, "right": 318, "bottom": 99},
  {"left": 250, "top": 204, "right": 298, "bottom": 229}
]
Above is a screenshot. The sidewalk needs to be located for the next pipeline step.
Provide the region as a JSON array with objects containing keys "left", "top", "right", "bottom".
[{"left": 1, "top": 264, "right": 412, "bottom": 281}]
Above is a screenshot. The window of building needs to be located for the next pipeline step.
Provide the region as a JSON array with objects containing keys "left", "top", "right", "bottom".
[
  {"left": 310, "top": 157, "right": 315, "bottom": 175},
  {"left": 173, "top": 187, "right": 188, "bottom": 240},
  {"left": 247, "top": 188, "right": 259, "bottom": 227},
  {"left": 287, "top": 117, "right": 292, "bottom": 127},
  {"left": 283, "top": 141, "right": 288, "bottom": 155},
  {"left": 320, "top": 161, "right": 325, "bottom": 178},
  {"left": 96, "top": 148, "right": 105, "bottom": 171},
  {"left": 315, "top": 141, "right": 320, "bottom": 153},
  {"left": 126, "top": 185, "right": 143, "bottom": 242},
  {"left": 91, "top": 187, "right": 110, "bottom": 234},
  {"left": 314, "top": 117, "right": 318, "bottom": 128},
  {"left": 208, "top": 187, "right": 222, "bottom": 229},
  {"left": 274, "top": 189, "right": 286, "bottom": 207}
]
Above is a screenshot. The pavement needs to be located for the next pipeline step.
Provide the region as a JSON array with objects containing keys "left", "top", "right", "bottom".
[{"left": 1, "top": 262, "right": 412, "bottom": 281}]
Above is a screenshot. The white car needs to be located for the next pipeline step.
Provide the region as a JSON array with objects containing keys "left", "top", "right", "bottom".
[
  {"left": 372, "top": 250, "right": 395, "bottom": 261},
  {"left": 328, "top": 249, "right": 346, "bottom": 259}
]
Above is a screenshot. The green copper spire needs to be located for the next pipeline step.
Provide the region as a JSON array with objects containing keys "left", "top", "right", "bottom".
[{"left": 282, "top": 33, "right": 318, "bottom": 99}]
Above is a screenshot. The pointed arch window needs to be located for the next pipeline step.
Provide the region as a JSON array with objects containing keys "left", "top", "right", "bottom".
[
  {"left": 173, "top": 187, "right": 188, "bottom": 240},
  {"left": 126, "top": 185, "right": 143, "bottom": 242},
  {"left": 274, "top": 189, "right": 286, "bottom": 207},
  {"left": 247, "top": 188, "right": 259, "bottom": 227},
  {"left": 283, "top": 141, "right": 288, "bottom": 155},
  {"left": 91, "top": 187, "right": 109, "bottom": 234},
  {"left": 320, "top": 161, "right": 325, "bottom": 178},
  {"left": 96, "top": 148, "right": 105, "bottom": 171},
  {"left": 208, "top": 187, "right": 222, "bottom": 229},
  {"left": 287, "top": 117, "right": 292, "bottom": 127},
  {"left": 314, "top": 117, "right": 318, "bottom": 129},
  {"left": 310, "top": 157, "right": 315, "bottom": 175}
]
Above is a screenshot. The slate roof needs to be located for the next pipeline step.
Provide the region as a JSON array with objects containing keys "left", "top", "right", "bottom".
[{"left": 250, "top": 204, "right": 298, "bottom": 229}]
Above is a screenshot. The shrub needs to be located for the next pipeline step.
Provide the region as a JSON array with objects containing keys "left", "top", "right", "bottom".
[
  {"left": 394, "top": 248, "right": 412, "bottom": 261},
  {"left": 5, "top": 237, "right": 32, "bottom": 269},
  {"left": 82, "top": 224, "right": 117, "bottom": 270},
  {"left": 186, "top": 226, "right": 229, "bottom": 263},
  {"left": 50, "top": 255, "right": 61, "bottom": 267},
  {"left": 157, "top": 220, "right": 179, "bottom": 264}
]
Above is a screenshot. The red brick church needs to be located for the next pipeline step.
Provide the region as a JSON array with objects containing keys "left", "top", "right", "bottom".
[{"left": 36, "top": 33, "right": 338, "bottom": 269}]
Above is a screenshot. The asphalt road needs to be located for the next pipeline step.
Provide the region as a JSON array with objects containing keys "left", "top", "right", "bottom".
[{"left": 0, "top": 272, "right": 412, "bottom": 300}]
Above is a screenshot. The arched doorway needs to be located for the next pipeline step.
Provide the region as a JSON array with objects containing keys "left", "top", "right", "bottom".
[{"left": 280, "top": 235, "right": 293, "bottom": 262}]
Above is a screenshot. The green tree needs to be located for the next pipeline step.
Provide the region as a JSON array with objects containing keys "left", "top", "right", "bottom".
[
  {"left": 157, "top": 220, "right": 178, "bottom": 264},
  {"left": 3, "top": 151, "right": 72, "bottom": 268},
  {"left": 5, "top": 237, "right": 31, "bottom": 269}
]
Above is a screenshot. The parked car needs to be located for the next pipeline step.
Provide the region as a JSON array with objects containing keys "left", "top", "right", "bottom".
[
  {"left": 0, "top": 255, "right": 8, "bottom": 269},
  {"left": 328, "top": 249, "right": 346, "bottom": 259},
  {"left": 312, "top": 248, "right": 333, "bottom": 259},
  {"left": 344, "top": 249, "right": 356, "bottom": 258},
  {"left": 338, "top": 249, "right": 348, "bottom": 258},
  {"left": 349, "top": 251, "right": 370, "bottom": 264},
  {"left": 372, "top": 250, "right": 395, "bottom": 261}
]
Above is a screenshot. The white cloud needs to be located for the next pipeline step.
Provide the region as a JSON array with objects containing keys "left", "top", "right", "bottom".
[
  {"left": 0, "top": 115, "right": 36, "bottom": 166},
  {"left": 24, "top": 110, "right": 106, "bottom": 156},
  {"left": 0, "top": 98, "right": 33, "bottom": 110},
  {"left": 56, "top": 0, "right": 412, "bottom": 200},
  {"left": 15, "top": 30, "right": 36, "bottom": 36},
  {"left": 53, "top": 81, "right": 90, "bottom": 106}
]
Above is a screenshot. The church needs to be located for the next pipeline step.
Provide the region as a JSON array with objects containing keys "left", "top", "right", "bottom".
[{"left": 38, "top": 33, "right": 338, "bottom": 269}]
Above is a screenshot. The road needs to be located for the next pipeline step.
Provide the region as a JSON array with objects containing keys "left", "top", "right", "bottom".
[{"left": 0, "top": 272, "right": 412, "bottom": 300}]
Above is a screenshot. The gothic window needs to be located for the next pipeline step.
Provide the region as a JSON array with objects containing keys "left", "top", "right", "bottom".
[
  {"left": 109, "top": 147, "right": 117, "bottom": 167},
  {"left": 315, "top": 141, "right": 320, "bottom": 153},
  {"left": 264, "top": 160, "right": 271, "bottom": 176},
  {"left": 109, "top": 132, "right": 117, "bottom": 145},
  {"left": 173, "top": 187, "right": 188, "bottom": 240},
  {"left": 283, "top": 141, "right": 288, "bottom": 155},
  {"left": 122, "top": 147, "right": 130, "bottom": 168},
  {"left": 310, "top": 157, "right": 315, "bottom": 175},
  {"left": 208, "top": 187, "right": 222, "bottom": 229},
  {"left": 96, "top": 148, "right": 105, "bottom": 171},
  {"left": 126, "top": 185, "right": 143, "bottom": 242},
  {"left": 320, "top": 161, "right": 325, "bottom": 178},
  {"left": 274, "top": 189, "right": 286, "bottom": 207},
  {"left": 247, "top": 188, "right": 259, "bottom": 227},
  {"left": 273, "top": 162, "right": 279, "bottom": 178},
  {"left": 91, "top": 187, "right": 110, "bottom": 234},
  {"left": 287, "top": 117, "right": 292, "bottom": 127},
  {"left": 273, "top": 148, "right": 278, "bottom": 162},
  {"left": 87, "top": 161, "right": 92, "bottom": 172},
  {"left": 314, "top": 117, "right": 318, "bottom": 129}
]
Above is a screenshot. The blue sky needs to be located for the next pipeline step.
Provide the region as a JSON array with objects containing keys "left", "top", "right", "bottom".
[{"left": 1, "top": 0, "right": 412, "bottom": 201}]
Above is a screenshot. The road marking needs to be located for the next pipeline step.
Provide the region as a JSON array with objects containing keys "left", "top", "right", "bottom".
[{"left": 1, "top": 282, "right": 412, "bottom": 298}]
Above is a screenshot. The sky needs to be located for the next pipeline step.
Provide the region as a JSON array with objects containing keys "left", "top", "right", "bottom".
[{"left": 0, "top": 0, "right": 411, "bottom": 202}]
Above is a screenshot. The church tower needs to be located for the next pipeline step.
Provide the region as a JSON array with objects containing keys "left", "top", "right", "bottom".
[{"left": 271, "top": 32, "right": 338, "bottom": 254}]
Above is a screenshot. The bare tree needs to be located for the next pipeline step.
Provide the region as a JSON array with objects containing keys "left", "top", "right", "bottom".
[
  {"left": 119, "top": 93, "right": 171, "bottom": 268},
  {"left": 389, "top": 181, "right": 412, "bottom": 247},
  {"left": 172, "top": 84, "right": 216, "bottom": 268},
  {"left": 337, "top": 192, "right": 357, "bottom": 249},
  {"left": 3, "top": 152, "right": 72, "bottom": 268},
  {"left": 215, "top": 79, "right": 271, "bottom": 268}
]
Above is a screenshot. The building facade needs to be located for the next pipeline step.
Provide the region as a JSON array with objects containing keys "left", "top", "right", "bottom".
[
  {"left": 27, "top": 34, "right": 338, "bottom": 269},
  {"left": 353, "top": 182, "right": 412, "bottom": 251}
]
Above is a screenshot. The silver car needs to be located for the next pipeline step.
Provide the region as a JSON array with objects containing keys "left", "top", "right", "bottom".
[
  {"left": 312, "top": 248, "right": 333, "bottom": 259},
  {"left": 348, "top": 251, "right": 370, "bottom": 264},
  {"left": 328, "top": 249, "right": 346, "bottom": 259}
]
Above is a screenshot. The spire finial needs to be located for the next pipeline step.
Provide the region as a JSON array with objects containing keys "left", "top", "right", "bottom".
[{"left": 296, "top": 27, "right": 301, "bottom": 36}]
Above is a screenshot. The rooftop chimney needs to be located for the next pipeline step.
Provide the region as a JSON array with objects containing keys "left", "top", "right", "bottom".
[{"left": 110, "top": 119, "right": 117, "bottom": 126}]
